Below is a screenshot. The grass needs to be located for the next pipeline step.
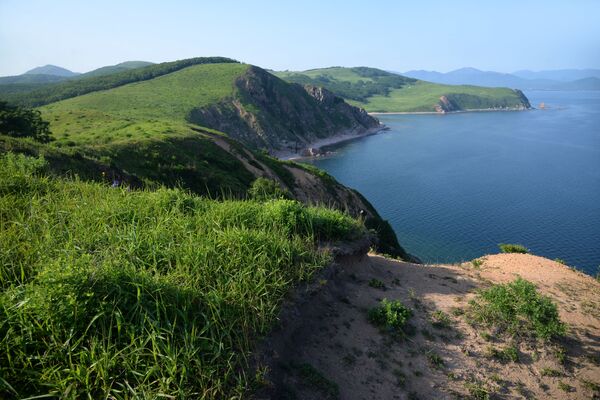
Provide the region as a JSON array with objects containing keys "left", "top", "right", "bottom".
[
  {"left": 368, "top": 299, "right": 413, "bottom": 337},
  {"left": 357, "top": 81, "right": 527, "bottom": 112},
  {"left": 466, "top": 278, "right": 565, "bottom": 340},
  {"left": 295, "top": 363, "right": 339, "bottom": 399},
  {"left": 471, "top": 258, "right": 484, "bottom": 268},
  {"left": 540, "top": 368, "right": 562, "bottom": 377},
  {"left": 484, "top": 344, "right": 519, "bottom": 363},
  {"left": 498, "top": 243, "right": 529, "bottom": 254},
  {"left": 0, "top": 153, "right": 364, "bottom": 398},
  {"left": 276, "top": 67, "right": 529, "bottom": 112},
  {"left": 464, "top": 380, "right": 491, "bottom": 400},
  {"left": 430, "top": 310, "right": 452, "bottom": 329},
  {"left": 41, "top": 63, "right": 249, "bottom": 146},
  {"left": 426, "top": 351, "right": 444, "bottom": 369},
  {"left": 2, "top": 57, "right": 239, "bottom": 107},
  {"left": 368, "top": 278, "right": 386, "bottom": 290},
  {"left": 557, "top": 380, "right": 573, "bottom": 392}
]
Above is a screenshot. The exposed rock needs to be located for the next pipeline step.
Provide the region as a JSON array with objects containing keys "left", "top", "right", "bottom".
[{"left": 187, "top": 66, "right": 380, "bottom": 152}]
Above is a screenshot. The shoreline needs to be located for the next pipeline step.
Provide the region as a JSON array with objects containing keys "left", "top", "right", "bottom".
[
  {"left": 369, "top": 106, "right": 532, "bottom": 115},
  {"left": 275, "top": 125, "right": 386, "bottom": 161},
  {"left": 276, "top": 107, "right": 532, "bottom": 161}
]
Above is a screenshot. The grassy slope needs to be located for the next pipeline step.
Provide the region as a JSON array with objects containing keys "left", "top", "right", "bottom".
[
  {"left": 41, "top": 63, "right": 249, "bottom": 145},
  {"left": 0, "top": 153, "right": 364, "bottom": 398},
  {"left": 359, "top": 81, "right": 526, "bottom": 112},
  {"left": 276, "top": 67, "right": 529, "bottom": 112}
]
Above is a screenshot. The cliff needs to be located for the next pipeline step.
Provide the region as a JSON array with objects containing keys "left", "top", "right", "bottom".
[{"left": 187, "top": 66, "right": 381, "bottom": 152}]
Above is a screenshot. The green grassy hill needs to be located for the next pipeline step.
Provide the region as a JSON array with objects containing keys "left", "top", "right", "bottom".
[
  {"left": 275, "top": 67, "right": 531, "bottom": 113},
  {"left": 39, "top": 61, "right": 379, "bottom": 151},
  {"left": 0, "top": 152, "right": 364, "bottom": 398},
  {"left": 80, "top": 60, "right": 155, "bottom": 78},
  {"left": 1, "top": 58, "right": 409, "bottom": 259}
]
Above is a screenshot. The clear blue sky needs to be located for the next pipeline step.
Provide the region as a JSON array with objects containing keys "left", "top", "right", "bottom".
[{"left": 1, "top": 0, "right": 598, "bottom": 76}]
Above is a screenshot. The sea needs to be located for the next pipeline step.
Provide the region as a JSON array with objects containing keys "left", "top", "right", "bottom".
[{"left": 307, "top": 91, "right": 600, "bottom": 275}]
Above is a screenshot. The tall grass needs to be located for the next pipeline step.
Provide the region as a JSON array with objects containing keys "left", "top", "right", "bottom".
[{"left": 0, "top": 153, "right": 364, "bottom": 398}]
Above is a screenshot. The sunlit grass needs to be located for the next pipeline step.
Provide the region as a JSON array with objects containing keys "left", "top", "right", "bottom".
[{"left": 0, "top": 153, "right": 364, "bottom": 398}]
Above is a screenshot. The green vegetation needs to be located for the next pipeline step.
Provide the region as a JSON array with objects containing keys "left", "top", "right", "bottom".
[
  {"left": 484, "top": 344, "right": 519, "bottom": 363},
  {"left": 471, "top": 258, "right": 484, "bottom": 268},
  {"left": 368, "top": 278, "right": 386, "bottom": 289},
  {"left": 430, "top": 310, "right": 452, "bottom": 329},
  {"left": 557, "top": 380, "right": 573, "bottom": 392},
  {"left": 498, "top": 243, "right": 529, "bottom": 254},
  {"left": 295, "top": 363, "right": 339, "bottom": 399},
  {"left": 368, "top": 299, "right": 413, "bottom": 337},
  {"left": 467, "top": 278, "right": 565, "bottom": 340},
  {"left": 464, "top": 380, "right": 491, "bottom": 400},
  {"left": 248, "top": 177, "right": 291, "bottom": 201},
  {"left": 540, "top": 368, "right": 562, "bottom": 377},
  {"left": 276, "top": 67, "right": 530, "bottom": 113},
  {"left": 1, "top": 57, "right": 239, "bottom": 107},
  {"left": 0, "top": 153, "right": 364, "bottom": 398},
  {"left": 79, "top": 61, "right": 155, "bottom": 78},
  {"left": 0, "top": 101, "right": 52, "bottom": 142},
  {"left": 276, "top": 67, "right": 416, "bottom": 102},
  {"left": 426, "top": 351, "right": 444, "bottom": 369}
]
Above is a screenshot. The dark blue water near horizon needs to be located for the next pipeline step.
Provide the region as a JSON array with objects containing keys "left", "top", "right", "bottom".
[{"left": 308, "top": 91, "right": 600, "bottom": 275}]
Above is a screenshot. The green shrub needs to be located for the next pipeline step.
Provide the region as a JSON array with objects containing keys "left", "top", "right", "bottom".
[
  {"left": 467, "top": 278, "right": 565, "bottom": 340},
  {"left": 368, "top": 278, "right": 386, "bottom": 289},
  {"left": 247, "top": 177, "right": 290, "bottom": 201},
  {"left": 368, "top": 299, "right": 413, "bottom": 337},
  {"left": 498, "top": 243, "right": 529, "bottom": 254},
  {"left": 485, "top": 345, "right": 519, "bottom": 363},
  {"left": 0, "top": 101, "right": 52, "bottom": 142}
]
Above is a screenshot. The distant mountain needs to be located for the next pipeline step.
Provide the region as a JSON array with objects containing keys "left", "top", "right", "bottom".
[
  {"left": 0, "top": 61, "right": 155, "bottom": 93},
  {"left": 80, "top": 61, "right": 154, "bottom": 78},
  {"left": 0, "top": 74, "right": 69, "bottom": 85},
  {"left": 554, "top": 77, "right": 600, "bottom": 90},
  {"left": 512, "top": 69, "right": 600, "bottom": 82},
  {"left": 24, "top": 64, "right": 79, "bottom": 77},
  {"left": 402, "top": 68, "right": 600, "bottom": 90}
]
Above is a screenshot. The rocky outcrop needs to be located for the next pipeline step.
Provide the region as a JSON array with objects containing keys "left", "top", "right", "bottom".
[
  {"left": 187, "top": 66, "right": 381, "bottom": 152},
  {"left": 436, "top": 90, "right": 532, "bottom": 113}
]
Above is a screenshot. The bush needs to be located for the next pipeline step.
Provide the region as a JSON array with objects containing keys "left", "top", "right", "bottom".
[
  {"left": 467, "top": 278, "right": 565, "bottom": 340},
  {"left": 498, "top": 243, "right": 529, "bottom": 254},
  {"left": 0, "top": 101, "right": 52, "bottom": 142},
  {"left": 368, "top": 299, "right": 413, "bottom": 337},
  {"left": 247, "top": 177, "right": 290, "bottom": 201}
]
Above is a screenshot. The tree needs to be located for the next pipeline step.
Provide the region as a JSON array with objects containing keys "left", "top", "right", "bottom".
[{"left": 0, "top": 101, "right": 52, "bottom": 143}]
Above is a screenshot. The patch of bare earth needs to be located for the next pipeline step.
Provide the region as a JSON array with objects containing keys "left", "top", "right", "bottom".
[{"left": 253, "top": 253, "right": 600, "bottom": 399}]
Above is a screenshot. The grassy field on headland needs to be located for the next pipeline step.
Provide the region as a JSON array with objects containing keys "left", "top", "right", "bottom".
[{"left": 276, "top": 67, "right": 530, "bottom": 113}]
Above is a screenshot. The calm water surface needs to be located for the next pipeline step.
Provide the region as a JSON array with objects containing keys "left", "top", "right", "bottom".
[{"left": 308, "top": 91, "right": 600, "bottom": 275}]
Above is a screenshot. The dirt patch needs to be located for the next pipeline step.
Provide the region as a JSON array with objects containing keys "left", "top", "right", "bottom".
[{"left": 253, "top": 254, "right": 600, "bottom": 399}]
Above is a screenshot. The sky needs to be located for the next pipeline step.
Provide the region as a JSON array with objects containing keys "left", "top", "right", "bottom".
[{"left": 0, "top": 0, "right": 599, "bottom": 76}]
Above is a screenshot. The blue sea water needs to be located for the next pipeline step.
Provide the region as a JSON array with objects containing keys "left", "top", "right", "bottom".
[{"left": 308, "top": 91, "right": 600, "bottom": 275}]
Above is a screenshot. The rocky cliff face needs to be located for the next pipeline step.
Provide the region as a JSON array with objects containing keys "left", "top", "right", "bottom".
[
  {"left": 187, "top": 66, "right": 381, "bottom": 152},
  {"left": 436, "top": 89, "right": 532, "bottom": 113}
]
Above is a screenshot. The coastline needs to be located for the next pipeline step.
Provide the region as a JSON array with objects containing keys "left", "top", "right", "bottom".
[
  {"left": 275, "top": 125, "right": 386, "bottom": 160},
  {"left": 369, "top": 106, "right": 532, "bottom": 116},
  {"left": 276, "top": 107, "right": 532, "bottom": 161}
]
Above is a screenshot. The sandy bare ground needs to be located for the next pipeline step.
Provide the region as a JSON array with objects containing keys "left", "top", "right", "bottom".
[{"left": 254, "top": 253, "right": 600, "bottom": 399}]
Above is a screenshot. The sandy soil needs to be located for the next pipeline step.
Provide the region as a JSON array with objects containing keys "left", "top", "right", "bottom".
[{"left": 254, "top": 253, "right": 600, "bottom": 399}]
